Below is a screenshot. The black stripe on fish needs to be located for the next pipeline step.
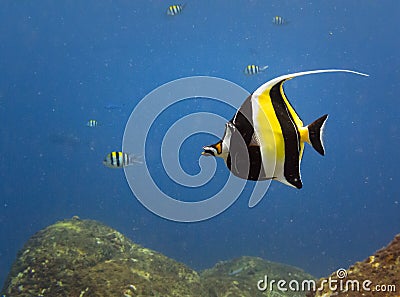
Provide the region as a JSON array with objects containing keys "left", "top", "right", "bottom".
[
  {"left": 225, "top": 116, "right": 266, "bottom": 181},
  {"left": 253, "top": 65, "right": 258, "bottom": 74},
  {"left": 270, "top": 80, "right": 302, "bottom": 189},
  {"left": 227, "top": 145, "right": 266, "bottom": 181},
  {"left": 230, "top": 95, "right": 254, "bottom": 146},
  {"left": 124, "top": 152, "right": 129, "bottom": 166},
  {"left": 111, "top": 152, "right": 115, "bottom": 166}
]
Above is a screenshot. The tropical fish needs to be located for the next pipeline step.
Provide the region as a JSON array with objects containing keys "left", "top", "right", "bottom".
[
  {"left": 228, "top": 267, "right": 244, "bottom": 276},
  {"left": 49, "top": 132, "right": 80, "bottom": 146},
  {"left": 272, "top": 15, "right": 287, "bottom": 25},
  {"left": 202, "top": 69, "right": 368, "bottom": 188},
  {"left": 103, "top": 151, "right": 142, "bottom": 169},
  {"left": 244, "top": 65, "right": 268, "bottom": 76},
  {"left": 86, "top": 119, "right": 98, "bottom": 127},
  {"left": 104, "top": 103, "right": 125, "bottom": 110},
  {"left": 167, "top": 4, "right": 185, "bottom": 16}
]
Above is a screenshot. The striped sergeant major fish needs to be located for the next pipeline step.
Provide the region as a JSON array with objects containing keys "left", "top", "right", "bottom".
[
  {"left": 244, "top": 65, "right": 269, "bottom": 76},
  {"left": 103, "top": 151, "right": 142, "bottom": 169},
  {"left": 87, "top": 119, "right": 98, "bottom": 127},
  {"left": 272, "top": 15, "right": 287, "bottom": 25},
  {"left": 202, "top": 69, "right": 368, "bottom": 190},
  {"left": 167, "top": 4, "right": 185, "bottom": 16}
]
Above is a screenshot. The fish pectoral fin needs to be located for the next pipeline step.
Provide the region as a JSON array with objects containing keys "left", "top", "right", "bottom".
[{"left": 249, "top": 133, "right": 261, "bottom": 146}]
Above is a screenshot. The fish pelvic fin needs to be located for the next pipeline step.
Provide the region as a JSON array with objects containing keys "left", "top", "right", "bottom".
[{"left": 306, "top": 114, "right": 328, "bottom": 156}]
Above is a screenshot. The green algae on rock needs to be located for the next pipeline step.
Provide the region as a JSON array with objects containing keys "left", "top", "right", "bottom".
[
  {"left": 1, "top": 217, "right": 205, "bottom": 297},
  {"left": 307, "top": 234, "right": 400, "bottom": 297},
  {"left": 1, "top": 217, "right": 320, "bottom": 297},
  {"left": 201, "top": 256, "right": 316, "bottom": 297}
]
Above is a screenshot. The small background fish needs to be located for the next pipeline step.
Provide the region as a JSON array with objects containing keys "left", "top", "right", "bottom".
[
  {"left": 103, "top": 151, "right": 142, "bottom": 168},
  {"left": 49, "top": 132, "right": 80, "bottom": 147},
  {"left": 104, "top": 103, "right": 125, "bottom": 110},
  {"left": 244, "top": 65, "right": 268, "bottom": 76},
  {"left": 272, "top": 15, "right": 287, "bottom": 25},
  {"left": 86, "top": 119, "right": 98, "bottom": 127},
  {"left": 167, "top": 4, "right": 185, "bottom": 16}
]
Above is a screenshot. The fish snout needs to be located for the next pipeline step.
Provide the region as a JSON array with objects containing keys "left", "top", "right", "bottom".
[{"left": 202, "top": 146, "right": 216, "bottom": 156}]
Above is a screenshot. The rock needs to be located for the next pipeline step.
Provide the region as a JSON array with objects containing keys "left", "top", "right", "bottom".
[
  {"left": 201, "top": 255, "right": 316, "bottom": 297},
  {"left": 307, "top": 234, "right": 400, "bottom": 297},
  {"left": 1, "top": 218, "right": 320, "bottom": 297},
  {"left": 1, "top": 218, "right": 205, "bottom": 297}
]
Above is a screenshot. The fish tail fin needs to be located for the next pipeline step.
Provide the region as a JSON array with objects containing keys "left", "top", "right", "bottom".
[
  {"left": 307, "top": 114, "right": 328, "bottom": 156},
  {"left": 260, "top": 65, "right": 269, "bottom": 71},
  {"left": 129, "top": 154, "right": 143, "bottom": 165}
]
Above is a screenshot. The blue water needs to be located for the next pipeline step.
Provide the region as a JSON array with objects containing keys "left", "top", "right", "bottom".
[{"left": 1, "top": 0, "right": 399, "bottom": 286}]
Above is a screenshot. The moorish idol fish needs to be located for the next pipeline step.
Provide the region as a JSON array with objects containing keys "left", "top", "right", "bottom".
[
  {"left": 202, "top": 69, "right": 368, "bottom": 189},
  {"left": 103, "top": 151, "right": 142, "bottom": 169},
  {"left": 244, "top": 65, "right": 269, "bottom": 76},
  {"left": 167, "top": 4, "right": 185, "bottom": 16}
]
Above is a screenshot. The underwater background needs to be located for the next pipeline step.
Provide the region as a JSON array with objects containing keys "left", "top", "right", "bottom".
[{"left": 0, "top": 0, "right": 399, "bottom": 287}]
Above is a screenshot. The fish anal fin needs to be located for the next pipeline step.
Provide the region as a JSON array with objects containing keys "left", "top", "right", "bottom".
[{"left": 285, "top": 176, "right": 303, "bottom": 189}]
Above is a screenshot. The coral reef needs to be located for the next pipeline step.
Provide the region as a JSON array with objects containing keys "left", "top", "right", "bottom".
[
  {"left": 4, "top": 219, "right": 398, "bottom": 297},
  {"left": 201, "top": 256, "right": 315, "bottom": 297},
  {"left": 307, "top": 234, "right": 400, "bottom": 297},
  {"left": 1, "top": 217, "right": 204, "bottom": 297},
  {"left": 1, "top": 217, "right": 318, "bottom": 297}
]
